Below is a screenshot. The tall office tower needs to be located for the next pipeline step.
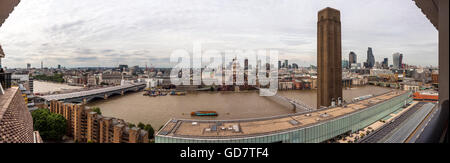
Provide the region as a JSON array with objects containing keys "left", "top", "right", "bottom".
[
  {"left": 342, "top": 60, "right": 349, "bottom": 69},
  {"left": 382, "top": 58, "right": 389, "bottom": 69},
  {"left": 41, "top": 61, "right": 43, "bottom": 69},
  {"left": 393, "top": 52, "right": 403, "bottom": 69},
  {"left": 278, "top": 60, "right": 281, "bottom": 69},
  {"left": 366, "top": 47, "right": 375, "bottom": 68},
  {"left": 27, "top": 63, "right": 31, "bottom": 69},
  {"left": 349, "top": 51, "right": 357, "bottom": 66},
  {"left": 284, "top": 60, "right": 288, "bottom": 69},
  {"left": 317, "top": 7, "right": 343, "bottom": 109},
  {"left": 244, "top": 59, "right": 249, "bottom": 70}
]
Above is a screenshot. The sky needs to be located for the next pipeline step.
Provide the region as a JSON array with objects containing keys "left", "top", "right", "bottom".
[{"left": 0, "top": 0, "right": 438, "bottom": 68}]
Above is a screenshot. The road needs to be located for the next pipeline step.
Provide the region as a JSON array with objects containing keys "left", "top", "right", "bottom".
[
  {"left": 382, "top": 103, "right": 435, "bottom": 143},
  {"left": 405, "top": 103, "right": 439, "bottom": 143},
  {"left": 358, "top": 102, "right": 425, "bottom": 143}
]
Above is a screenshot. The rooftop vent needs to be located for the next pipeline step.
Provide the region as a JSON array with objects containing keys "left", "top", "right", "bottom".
[
  {"left": 320, "top": 113, "right": 330, "bottom": 118},
  {"left": 232, "top": 125, "right": 240, "bottom": 132},
  {"left": 289, "top": 120, "right": 300, "bottom": 125},
  {"left": 211, "top": 125, "right": 217, "bottom": 131}
]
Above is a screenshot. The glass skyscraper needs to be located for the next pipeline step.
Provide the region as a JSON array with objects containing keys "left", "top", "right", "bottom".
[
  {"left": 366, "top": 47, "right": 375, "bottom": 68},
  {"left": 393, "top": 52, "right": 403, "bottom": 69}
]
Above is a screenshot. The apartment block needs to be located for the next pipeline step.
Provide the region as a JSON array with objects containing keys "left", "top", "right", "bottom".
[{"left": 49, "top": 100, "right": 148, "bottom": 143}]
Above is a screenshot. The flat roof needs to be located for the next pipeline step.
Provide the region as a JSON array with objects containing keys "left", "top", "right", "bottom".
[{"left": 157, "top": 90, "right": 408, "bottom": 139}]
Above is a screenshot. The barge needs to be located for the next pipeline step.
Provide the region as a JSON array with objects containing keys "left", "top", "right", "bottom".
[{"left": 191, "top": 111, "right": 218, "bottom": 116}]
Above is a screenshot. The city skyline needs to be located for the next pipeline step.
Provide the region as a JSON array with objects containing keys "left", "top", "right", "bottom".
[
  {"left": 1, "top": 0, "right": 447, "bottom": 146},
  {"left": 0, "top": 0, "right": 439, "bottom": 68}
]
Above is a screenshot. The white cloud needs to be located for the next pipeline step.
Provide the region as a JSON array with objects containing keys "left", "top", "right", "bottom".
[{"left": 0, "top": 0, "right": 438, "bottom": 68}]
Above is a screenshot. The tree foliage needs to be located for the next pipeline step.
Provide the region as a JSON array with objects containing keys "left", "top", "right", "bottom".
[
  {"left": 128, "top": 123, "right": 136, "bottom": 128},
  {"left": 137, "top": 122, "right": 155, "bottom": 139},
  {"left": 31, "top": 109, "right": 67, "bottom": 141},
  {"left": 92, "top": 107, "right": 102, "bottom": 115},
  {"left": 137, "top": 122, "right": 145, "bottom": 129},
  {"left": 144, "top": 124, "right": 155, "bottom": 139}
]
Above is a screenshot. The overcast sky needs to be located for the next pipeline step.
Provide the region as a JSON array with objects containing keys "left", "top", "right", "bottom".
[{"left": 0, "top": 0, "right": 438, "bottom": 68}]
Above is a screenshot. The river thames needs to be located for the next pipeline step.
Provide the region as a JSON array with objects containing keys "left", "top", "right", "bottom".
[{"left": 83, "top": 85, "right": 391, "bottom": 128}]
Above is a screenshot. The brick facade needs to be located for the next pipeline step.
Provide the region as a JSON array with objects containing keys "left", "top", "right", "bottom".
[
  {"left": 317, "top": 7, "right": 343, "bottom": 109},
  {"left": 49, "top": 100, "right": 148, "bottom": 143}
]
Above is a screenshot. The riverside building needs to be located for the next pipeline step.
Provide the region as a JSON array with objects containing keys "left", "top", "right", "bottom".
[{"left": 48, "top": 101, "right": 149, "bottom": 143}]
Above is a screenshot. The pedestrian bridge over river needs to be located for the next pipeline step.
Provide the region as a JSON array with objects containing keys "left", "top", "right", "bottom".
[
  {"left": 257, "top": 88, "right": 314, "bottom": 113},
  {"left": 38, "top": 82, "right": 146, "bottom": 104}
]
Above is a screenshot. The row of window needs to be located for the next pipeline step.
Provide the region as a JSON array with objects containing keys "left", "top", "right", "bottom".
[{"left": 156, "top": 93, "right": 411, "bottom": 143}]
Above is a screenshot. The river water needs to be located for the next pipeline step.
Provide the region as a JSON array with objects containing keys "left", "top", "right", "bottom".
[
  {"left": 34, "top": 81, "right": 391, "bottom": 128},
  {"left": 83, "top": 85, "right": 391, "bottom": 128}
]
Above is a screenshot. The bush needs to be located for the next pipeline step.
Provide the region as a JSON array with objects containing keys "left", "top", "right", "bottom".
[
  {"left": 31, "top": 109, "right": 67, "bottom": 141},
  {"left": 92, "top": 107, "right": 102, "bottom": 115}
]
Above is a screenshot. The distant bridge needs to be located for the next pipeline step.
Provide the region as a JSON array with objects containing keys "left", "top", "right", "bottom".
[
  {"left": 38, "top": 82, "right": 146, "bottom": 104},
  {"left": 257, "top": 88, "right": 314, "bottom": 113},
  {"left": 268, "top": 94, "right": 315, "bottom": 113}
]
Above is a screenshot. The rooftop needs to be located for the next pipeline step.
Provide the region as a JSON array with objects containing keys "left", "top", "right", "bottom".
[
  {"left": 0, "top": 87, "right": 18, "bottom": 120},
  {"left": 157, "top": 90, "right": 407, "bottom": 139}
]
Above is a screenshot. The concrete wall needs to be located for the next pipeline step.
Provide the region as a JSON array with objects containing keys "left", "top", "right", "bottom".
[{"left": 438, "top": 0, "right": 449, "bottom": 105}]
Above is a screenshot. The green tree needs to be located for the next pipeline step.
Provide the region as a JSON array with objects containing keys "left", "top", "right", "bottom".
[
  {"left": 144, "top": 124, "right": 155, "bottom": 139},
  {"left": 31, "top": 109, "right": 67, "bottom": 141},
  {"left": 92, "top": 107, "right": 102, "bottom": 115},
  {"left": 128, "top": 123, "right": 136, "bottom": 128},
  {"left": 137, "top": 122, "right": 145, "bottom": 129}
]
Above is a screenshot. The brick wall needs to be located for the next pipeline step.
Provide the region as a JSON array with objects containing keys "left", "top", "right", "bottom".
[{"left": 49, "top": 100, "right": 148, "bottom": 143}]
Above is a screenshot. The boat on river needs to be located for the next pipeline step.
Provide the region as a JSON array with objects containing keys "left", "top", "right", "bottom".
[{"left": 191, "top": 111, "right": 218, "bottom": 116}]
